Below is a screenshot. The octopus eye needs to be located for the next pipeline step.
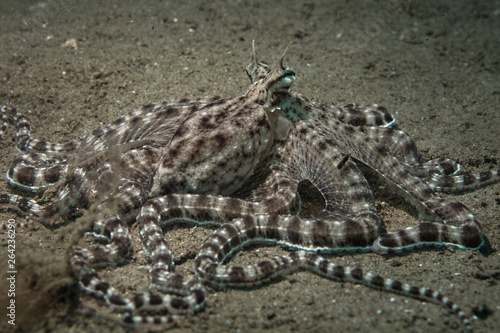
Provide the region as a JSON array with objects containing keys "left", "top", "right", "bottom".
[
  {"left": 283, "top": 69, "right": 295, "bottom": 78},
  {"left": 276, "top": 69, "right": 295, "bottom": 89}
]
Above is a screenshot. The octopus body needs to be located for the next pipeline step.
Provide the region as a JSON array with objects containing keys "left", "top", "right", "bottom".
[{"left": 1, "top": 42, "right": 498, "bottom": 331}]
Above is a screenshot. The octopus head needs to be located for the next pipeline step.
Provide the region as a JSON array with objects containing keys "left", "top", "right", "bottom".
[{"left": 245, "top": 41, "right": 295, "bottom": 107}]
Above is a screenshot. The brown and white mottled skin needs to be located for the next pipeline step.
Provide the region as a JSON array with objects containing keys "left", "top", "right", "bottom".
[{"left": 1, "top": 42, "right": 498, "bottom": 331}]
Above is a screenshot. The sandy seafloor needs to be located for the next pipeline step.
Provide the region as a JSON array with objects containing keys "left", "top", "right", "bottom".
[{"left": 0, "top": 1, "right": 499, "bottom": 332}]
